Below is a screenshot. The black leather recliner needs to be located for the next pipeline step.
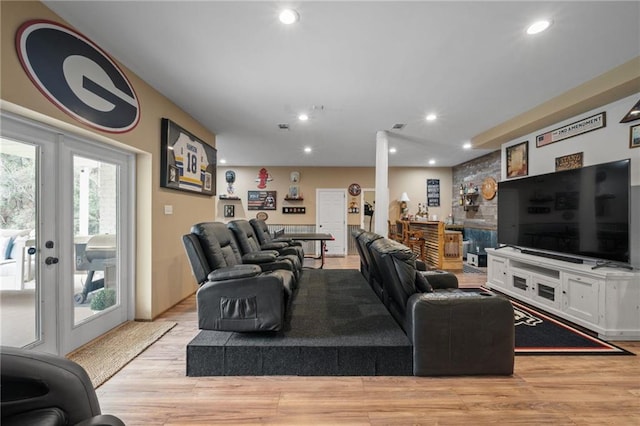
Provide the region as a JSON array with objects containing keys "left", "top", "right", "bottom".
[
  {"left": 1, "top": 346, "right": 125, "bottom": 426},
  {"left": 352, "top": 229, "right": 383, "bottom": 295},
  {"left": 228, "top": 220, "right": 302, "bottom": 281},
  {"left": 250, "top": 218, "right": 305, "bottom": 265},
  {"left": 183, "top": 222, "right": 296, "bottom": 331},
  {"left": 367, "top": 238, "right": 514, "bottom": 376}
]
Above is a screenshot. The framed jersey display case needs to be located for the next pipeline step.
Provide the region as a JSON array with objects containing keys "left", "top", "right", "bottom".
[{"left": 161, "top": 118, "right": 216, "bottom": 195}]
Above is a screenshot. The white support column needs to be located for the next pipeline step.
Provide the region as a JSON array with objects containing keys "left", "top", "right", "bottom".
[{"left": 374, "top": 130, "right": 389, "bottom": 236}]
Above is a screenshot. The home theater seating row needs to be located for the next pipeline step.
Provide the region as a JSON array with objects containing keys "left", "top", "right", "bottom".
[
  {"left": 352, "top": 228, "right": 515, "bottom": 376},
  {"left": 182, "top": 221, "right": 514, "bottom": 375},
  {"left": 182, "top": 220, "right": 302, "bottom": 332}
]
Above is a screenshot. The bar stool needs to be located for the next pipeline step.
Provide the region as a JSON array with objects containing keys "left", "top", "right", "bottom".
[{"left": 402, "top": 222, "right": 426, "bottom": 262}]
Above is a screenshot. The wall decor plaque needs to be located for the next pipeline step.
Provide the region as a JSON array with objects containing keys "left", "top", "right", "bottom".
[
  {"left": 536, "top": 112, "right": 606, "bottom": 148},
  {"left": 555, "top": 152, "right": 583, "bottom": 171}
]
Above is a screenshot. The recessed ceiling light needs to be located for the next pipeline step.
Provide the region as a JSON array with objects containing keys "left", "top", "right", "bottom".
[
  {"left": 279, "top": 9, "right": 299, "bottom": 25},
  {"left": 428, "top": 159, "right": 436, "bottom": 165},
  {"left": 389, "top": 147, "right": 397, "bottom": 154},
  {"left": 219, "top": 159, "right": 227, "bottom": 164},
  {"left": 426, "top": 114, "right": 437, "bottom": 122},
  {"left": 527, "top": 20, "right": 552, "bottom": 35},
  {"left": 304, "top": 147, "right": 312, "bottom": 153},
  {"left": 463, "top": 142, "right": 472, "bottom": 149},
  {"left": 298, "top": 113, "right": 309, "bottom": 121}
]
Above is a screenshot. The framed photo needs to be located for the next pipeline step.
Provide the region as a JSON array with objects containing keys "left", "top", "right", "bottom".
[
  {"left": 506, "top": 141, "right": 528, "bottom": 178},
  {"left": 247, "top": 191, "right": 277, "bottom": 210},
  {"left": 223, "top": 205, "right": 234, "bottom": 218},
  {"left": 160, "top": 118, "right": 216, "bottom": 195},
  {"left": 630, "top": 123, "right": 640, "bottom": 149}
]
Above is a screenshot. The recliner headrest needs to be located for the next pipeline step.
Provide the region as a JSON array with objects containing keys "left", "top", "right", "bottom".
[{"left": 359, "top": 231, "right": 383, "bottom": 246}]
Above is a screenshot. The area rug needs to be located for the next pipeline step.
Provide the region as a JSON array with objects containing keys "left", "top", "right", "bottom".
[
  {"left": 462, "top": 264, "right": 484, "bottom": 273},
  {"left": 511, "top": 299, "right": 633, "bottom": 356},
  {"left": 68, "top": 320, "right": 176, "bottom": 388}
]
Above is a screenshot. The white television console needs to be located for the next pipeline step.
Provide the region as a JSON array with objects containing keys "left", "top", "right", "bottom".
[{"left": 486, "top": 247, "right": 640, "bottom": 340}]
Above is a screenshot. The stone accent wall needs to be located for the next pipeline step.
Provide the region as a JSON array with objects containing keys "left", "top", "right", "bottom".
[{"left": 451, "top": 150, "right": 501, "bottom": 252}]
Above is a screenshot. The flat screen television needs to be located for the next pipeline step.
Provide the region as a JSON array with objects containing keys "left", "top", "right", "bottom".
[{"left": 497, "top": 159, "right": 630, "bottom": 264}]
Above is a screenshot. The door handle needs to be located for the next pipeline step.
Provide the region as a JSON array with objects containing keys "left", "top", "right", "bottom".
[{"left": 45, "top": 256, "right": 59, "bottom": 265}]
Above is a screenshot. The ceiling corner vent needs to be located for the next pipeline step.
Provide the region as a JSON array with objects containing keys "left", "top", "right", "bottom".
[
  {"left": 392, "top": 123, "right": 405, "bottom": 130},
  {"left": 278, "top": 123, "right": 290, "bottom": 130}
]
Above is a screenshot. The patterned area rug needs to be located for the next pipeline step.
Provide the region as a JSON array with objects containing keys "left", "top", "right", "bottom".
[
  {"left": 511, "top": 299, "right": 633, "bottom": 355},
  {"left": 68, "top": 321, "right": 176, "bottom": 387}
]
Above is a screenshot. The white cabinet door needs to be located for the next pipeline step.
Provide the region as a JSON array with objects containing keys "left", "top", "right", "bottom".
[
  {"left": 562, "top": 273, "right": 600, "bottom": 323},
  {"left": 532, "top": 275, "right": 561, "bottom": 310},
  {"left": 488, "top": 254, "right": 507, "bottom": 288},
  {"left": 509, "top": 267, "right": 531, "bottom": 298}
]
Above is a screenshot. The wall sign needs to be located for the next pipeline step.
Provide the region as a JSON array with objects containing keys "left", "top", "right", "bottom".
[
  {"left": 248, "top": 191, "right": 277, "bottom": 210},
  {"left": 16, "top": 20, "right": 140, "bottom": 133},
  {"left": 555, "top": 152, "right": 583, "bottom": 171},
  {"left": 427, "top": 179, "right": 440, "bottom": 207},
  {"left": 536, "top": 112, "right": 606, "bottom": 148}
]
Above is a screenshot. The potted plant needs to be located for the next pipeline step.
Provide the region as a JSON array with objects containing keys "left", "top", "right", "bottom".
[{"left": 90, "top": 288, "right": 116, "bottom": 311}]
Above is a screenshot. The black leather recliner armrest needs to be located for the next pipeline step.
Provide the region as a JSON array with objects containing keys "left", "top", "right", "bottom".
[
  {"left": 208, "top": 265, "right": 261, "bottom": 281},
  {"left": 406, "top": 291, "right": 514, "bottom": 376},
  {"left": 197, "top": 274, "right": 286, "bottom": 331},
  {"left": 257, "top": 259, "right": 295, "bottom": 274},
  {"left": 416, "top": 259, "right": 427, "bottom": 271},
  {"left": 273, "top": 237, "right": 302, "bottom": 247},
  {"left": 271, "top": 246, "right": 301, "bottom": 258},
  {"left": 75, "top": 415, "right": 127, "bottom": 426},
  {"left": 419, "top": 270, "right": 458, "bottom": 289},
  {"left": 261, "top": 242, "right": 289, "bottom": 250},
  {"left": 241, "top": 251, "right": 279, "bottom": 264}
]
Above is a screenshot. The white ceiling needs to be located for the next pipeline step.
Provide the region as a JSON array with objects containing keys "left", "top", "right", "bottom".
[{"left": 43, "top": 1, "right": 640, "bottom": 167}]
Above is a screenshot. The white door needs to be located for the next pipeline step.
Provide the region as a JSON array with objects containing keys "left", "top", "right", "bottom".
[
  {"left": 316, "top": 189, "right": 347, "bottom": 255},
  {"left": 0, "top": 112, "right": 133, "bottom": 355}
]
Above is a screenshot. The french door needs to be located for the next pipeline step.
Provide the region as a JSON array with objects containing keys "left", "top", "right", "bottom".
[{"left": 0, "top": 112, "right": 133, "bottom": 355}]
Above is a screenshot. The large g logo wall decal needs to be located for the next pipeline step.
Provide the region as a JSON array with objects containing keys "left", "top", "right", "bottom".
[{"left": 16, "top": 20, "right": 140, "bottom": 133}]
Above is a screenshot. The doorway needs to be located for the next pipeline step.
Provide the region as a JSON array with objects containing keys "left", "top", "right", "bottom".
[
  {"left": 316, "top": 189, "right": 347, "bottom": 256},
  {"left": 0, "top": 113, "right": 133, "bottom": 355},
  {"left": 361, "top": 188, "right": 375, "bottom": 232}
]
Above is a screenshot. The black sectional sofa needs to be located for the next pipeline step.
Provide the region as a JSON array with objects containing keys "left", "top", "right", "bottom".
[{"left": 353, "top": 229, "right": 515, "bottom": 376}]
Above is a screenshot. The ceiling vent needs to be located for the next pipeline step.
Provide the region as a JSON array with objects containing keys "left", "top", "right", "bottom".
[
  {"left": 278, "top": 123, "right": 290, "bottom": 130},
  {"left": 392, "top": 123, "right": 405, "bottom": 130}
]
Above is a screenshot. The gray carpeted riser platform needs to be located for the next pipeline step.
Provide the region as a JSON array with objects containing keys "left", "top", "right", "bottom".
[{"left": 187, "top": 269, "right": 413, "bottom": 376}]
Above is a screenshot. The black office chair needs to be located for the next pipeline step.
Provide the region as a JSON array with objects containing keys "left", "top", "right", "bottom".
[{"left": 1, "top": 346, "right": 125, "bottom": 426}]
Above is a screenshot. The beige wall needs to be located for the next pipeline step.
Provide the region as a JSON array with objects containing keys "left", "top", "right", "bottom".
[
  {"left": 216, "top": 166, "right": 453, "bottom": 227},
  {"left": 2, "top": 1, "right": 454, "bottom": 319},
  {"left": 1, "top": 1, "right": 216, "bottom": 319}
]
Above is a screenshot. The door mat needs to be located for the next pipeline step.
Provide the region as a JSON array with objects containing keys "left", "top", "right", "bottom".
[{"left": 68, "top": 320, "right": 176, "bottom": 387}]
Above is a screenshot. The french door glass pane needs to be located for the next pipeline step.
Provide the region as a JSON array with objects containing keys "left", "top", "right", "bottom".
[
  {"left": 0, "top": 138, "right": 38, "bottom": 347},
  {"left": 73, "top": 155, "right": 119, "bottom": 326}
]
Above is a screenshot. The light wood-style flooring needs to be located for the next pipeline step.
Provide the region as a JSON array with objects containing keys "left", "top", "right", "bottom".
[{"left": 96, "top": 256, "right": 640, "bottom": 425}]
